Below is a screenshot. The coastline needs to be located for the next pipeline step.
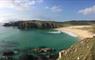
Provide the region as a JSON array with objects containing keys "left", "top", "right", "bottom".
[
  {"left": 59, "top": 30, "right": 77, "bottom": 37},
  {"left": 56, "top": 25, "right": 95, "bottom": 60},
  {"left": 55, "top": 25, "right": 94, "bottom": 40}
]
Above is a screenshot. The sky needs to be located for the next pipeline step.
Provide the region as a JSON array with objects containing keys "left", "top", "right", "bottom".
[{"left": 0, "top": 0, "right": 95, "bottom": 22}]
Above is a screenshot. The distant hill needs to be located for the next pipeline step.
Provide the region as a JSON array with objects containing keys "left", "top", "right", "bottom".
[{"left": 62, "top": 20, "right": 95, "bottom": 25}]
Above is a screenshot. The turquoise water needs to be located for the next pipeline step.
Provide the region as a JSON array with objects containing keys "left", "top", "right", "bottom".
[{"left": 0, "top": 26, "right": 77, "bottom": 51}]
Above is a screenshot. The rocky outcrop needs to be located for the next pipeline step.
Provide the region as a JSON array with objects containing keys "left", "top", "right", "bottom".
[
  {"left": 0, "top": 47, "right": 59, "bottom": 60},
  {"left": 3, "top": 20, "right": 63, "bottom": 29}
]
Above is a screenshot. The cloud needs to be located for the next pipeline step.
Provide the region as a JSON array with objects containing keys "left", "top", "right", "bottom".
[
  {"left": 0, "top": 0, "right": 14, "bottom": 8},
  {"left": 13, "top": 0, "right": 44, "bottom": 8},
  {"left": 0, "top": 0, "right": 44, "bottom": 11},
  {"left": 46, "top": 6, "right": 63, "bottom": 13},
  {"left": 0, "top": 0, "right": 44, "bottom": 22},
  {"left": 78, "top": 5, "right": 95, "bottom": 15}
]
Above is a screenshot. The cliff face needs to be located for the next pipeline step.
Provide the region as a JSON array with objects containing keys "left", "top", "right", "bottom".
[
  {"left": 3, "top": 20, "right": 63, "bottom": 29},
  {"left": 60, "top": 37, "right": 95, "bottom": 60}
]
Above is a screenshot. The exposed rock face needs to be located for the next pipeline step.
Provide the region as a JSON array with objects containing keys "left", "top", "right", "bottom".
[{"left": 3, "top": 20, "right": 63, "bottom": 29}]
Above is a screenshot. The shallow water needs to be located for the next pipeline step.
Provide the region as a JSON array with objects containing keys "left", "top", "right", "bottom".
[{"left": 0, "top": 26, "right": 78, "bottom": 51}]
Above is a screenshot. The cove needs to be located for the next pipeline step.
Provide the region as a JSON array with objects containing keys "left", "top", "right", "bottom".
[{"left": 0, "top": 26, "right": 78, "bottom": 51}]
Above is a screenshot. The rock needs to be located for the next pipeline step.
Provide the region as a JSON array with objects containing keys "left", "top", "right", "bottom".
[
  {"left": 3, "top": 20, "right": 63, "bottom": 29},
  {"left": 20, "top": 54, "right": 36, "bottom": 60},
  {"left": 1, "top": 50, "right": 16, "bottom": 60},
  {"left": 3, "top": 51, "right": 15, "bottom": 56}
]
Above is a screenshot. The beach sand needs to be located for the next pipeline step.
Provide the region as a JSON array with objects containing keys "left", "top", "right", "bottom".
[
  {"left": 55, "top": 25, "right": 94, "bottom": 40},
  {"left": 56, "top": 25, "right": 95, "bottom": 60}
]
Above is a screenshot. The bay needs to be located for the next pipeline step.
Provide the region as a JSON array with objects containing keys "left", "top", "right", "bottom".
[{"left": 0, "top": 26, "right": 77, "bottom": 51}]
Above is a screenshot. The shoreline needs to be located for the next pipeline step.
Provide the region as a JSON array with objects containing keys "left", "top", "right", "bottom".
[
  {"left": 60, "top": 30, "right": 78, "bottom": 37},
  {"left": 55, "top": 25, "right": 94, "bottom": 40},
  {"left": 56, "top": 25, "right": 95, "bottom": 60}
]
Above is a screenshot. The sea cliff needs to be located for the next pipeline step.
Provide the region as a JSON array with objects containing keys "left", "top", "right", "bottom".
[{"left": 3, "top": 20, "right": 64, "bottom": 29}]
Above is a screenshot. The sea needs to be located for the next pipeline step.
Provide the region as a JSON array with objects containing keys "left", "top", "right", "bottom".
[{"left": 0, "top": 25, "right": 78, "bottom": 51}]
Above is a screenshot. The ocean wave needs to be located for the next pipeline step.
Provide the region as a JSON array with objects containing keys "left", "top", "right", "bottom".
[
  {"left": 62, "top": 31, "right": 77, "bottom": 37},
  {"left": 48, "top": 31, "right": 62, "bottom": 34}
]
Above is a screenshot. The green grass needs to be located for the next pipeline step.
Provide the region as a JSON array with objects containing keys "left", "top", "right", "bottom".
[{"left": 60, "top": 37, "right": 95, "bottom": 60}]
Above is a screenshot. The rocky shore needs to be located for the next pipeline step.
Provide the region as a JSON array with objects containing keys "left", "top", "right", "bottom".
[{"left": 0, "top": 47, "right": 59, "bottom": 60}]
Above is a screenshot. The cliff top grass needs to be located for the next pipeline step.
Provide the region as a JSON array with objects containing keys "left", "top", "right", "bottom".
[{"left": 60, "top": 37, "right": 95, "bottom": 60}]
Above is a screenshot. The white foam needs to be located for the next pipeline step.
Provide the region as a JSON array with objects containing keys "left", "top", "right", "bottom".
[
  {"left": 48, "top": 31, "right": 62, "bottom": 34},
  {"left": 60, "top": 30, "right": 77, "bottom": 37},
  {"left": 48, "top": 30, "right": 77, "bottom": 37}
]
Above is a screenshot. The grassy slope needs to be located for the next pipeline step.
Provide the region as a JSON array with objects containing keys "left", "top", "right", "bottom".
[{"left": 60, "top": 25, "right": 95, "bottom": 60}]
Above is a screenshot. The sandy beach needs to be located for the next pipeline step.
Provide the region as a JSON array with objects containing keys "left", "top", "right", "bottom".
[
  {"left": 56, "top": 25, "right": 95, "bottom": 60},
  {"left": 56, "top": 25, "right": 94, "bottom": 40}
]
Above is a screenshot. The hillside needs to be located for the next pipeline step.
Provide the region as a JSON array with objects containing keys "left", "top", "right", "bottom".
[
  {"left": 59, "top": 25, "right": 95, "bottom": 60},
  {"left": 63, "top": 20, "right": 95, "bottom": 25}
]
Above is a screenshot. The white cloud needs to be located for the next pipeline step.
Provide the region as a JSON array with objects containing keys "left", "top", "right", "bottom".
[
  {"left": 0, "top": 0, "right": 44, "bottom": 22},
  {"left": 51, "top": 6, "right": 62, "bottom": 12},
  {"left": 13, "top": 0, "right": 44, "bottom": 7},
  {"left": 0, "top": 0, "right": 15, "bottom": 22},
  {"left": 0, "top": 0, "right": 44, "bottom": 11},
  {"left": 0, "top": 13, "right": 16, "bottom": 22},
  {"left": 78, "top": 5, "right": 95, "bottom": 15},
  {"left": 46, "top": 6, "right": 63, "bottom": 13},
  {"left": 0, "top": 0, "right": 14, "bottom": 8},
  {"left": 35, "top": 0, "right": 43, "bottom": 3}
]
